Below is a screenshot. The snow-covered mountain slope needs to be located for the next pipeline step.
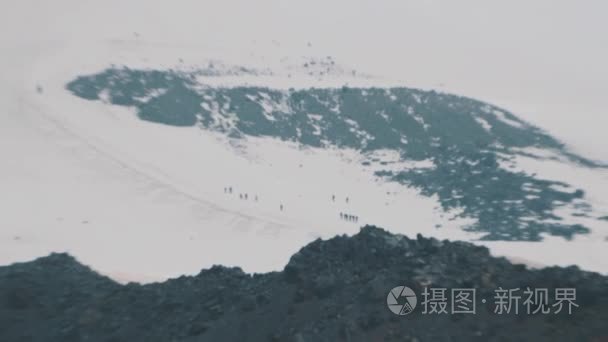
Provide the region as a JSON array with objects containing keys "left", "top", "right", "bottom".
[
  {"left": 1, "top": 0, "right": 607, "bottom": 282},
  {"left": 66, "top": 66, "right": 605, "bottom": 242}
]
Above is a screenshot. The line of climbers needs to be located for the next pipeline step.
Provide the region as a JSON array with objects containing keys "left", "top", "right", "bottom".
[
  {"left": 224, "top": 187, "right": 359, "bottom": 219},
  {"left": 340, "top": 212, "right": 359, "bottom": 222}
]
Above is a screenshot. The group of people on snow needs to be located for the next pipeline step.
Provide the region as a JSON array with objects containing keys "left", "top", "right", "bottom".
[
  {"left": 225, "top": 187, "right": 259, "bottom": 202},
  {"left": 223, "top": 187, "right": 359, "bottom": 220},
  {"left": 340, "top": 212, "right": 358, "bottom": 222},
  {"left": 333, "top": 194, "right": 358, "bottom": 222}
]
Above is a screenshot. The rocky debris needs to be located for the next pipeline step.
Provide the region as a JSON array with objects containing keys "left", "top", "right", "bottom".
[{"left": 1, "top": 225, "right": 607, "bottom": 341}]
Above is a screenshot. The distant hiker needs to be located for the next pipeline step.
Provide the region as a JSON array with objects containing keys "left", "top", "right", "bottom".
[
  {"left": 228, "top": 187, "right": 233, "bottom": 194},
  {"left": 332, "top": 195, "right": 335, "bottom": 202},
  {"left": 346, "top": 197, "right": 349, "bottom": 204},
  {"left": 239, "top": 194, "right": 243, "bottom": 200},
  {"left": 255, "top": 195, "right": 258, "bottom": 202},
  {"left": 245, "top": 194, "right": 248, "bottom": 200},
  {"left": 280, "top": 204, "right": 284, "bottom": 211}
]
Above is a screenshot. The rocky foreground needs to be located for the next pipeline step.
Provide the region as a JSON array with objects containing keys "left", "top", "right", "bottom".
[{"left": 1, "top": 226, "right": 607, "bottom": 341}]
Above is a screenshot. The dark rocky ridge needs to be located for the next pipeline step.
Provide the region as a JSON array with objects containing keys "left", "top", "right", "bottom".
[{"left": 1, "top": 226, "right": 607, "bottom": 341}]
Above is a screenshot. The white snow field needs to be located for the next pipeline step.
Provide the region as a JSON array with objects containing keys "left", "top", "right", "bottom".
[{"left": 1, "top": 0, "right": 607, "bottom": 282}]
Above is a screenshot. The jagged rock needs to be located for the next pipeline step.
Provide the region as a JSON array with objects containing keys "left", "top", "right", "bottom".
[{"left": 1, "top": 226, "right": 607, "bottom": 341}]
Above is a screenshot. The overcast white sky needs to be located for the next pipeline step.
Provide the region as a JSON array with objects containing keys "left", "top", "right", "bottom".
[{"left": 2, "top": 0, "right": 607, "bottom": 160}]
